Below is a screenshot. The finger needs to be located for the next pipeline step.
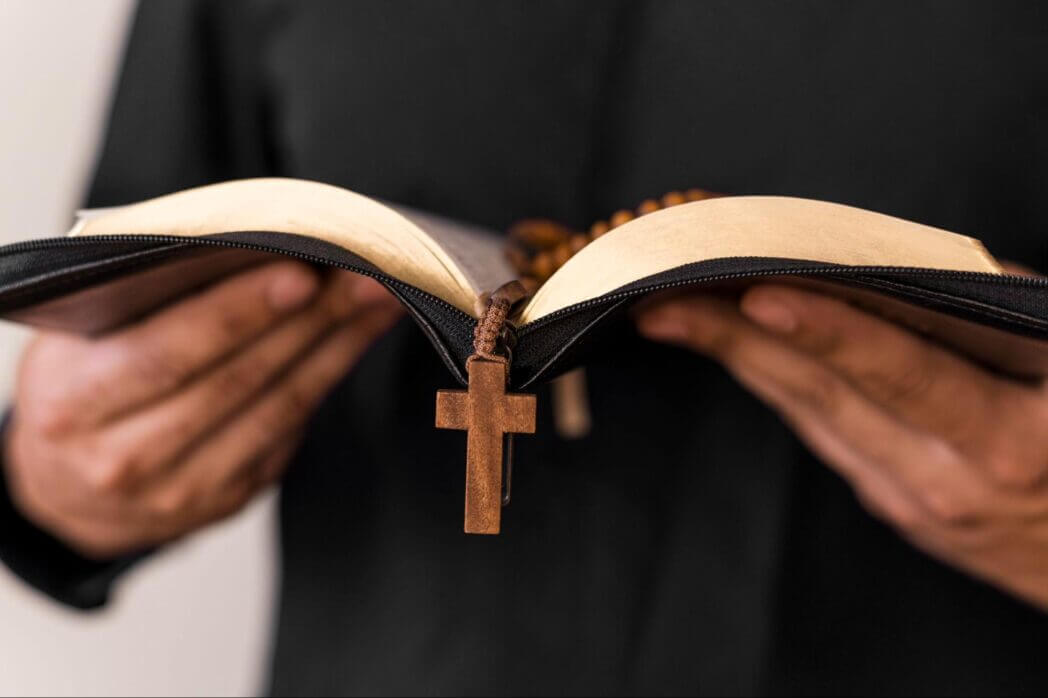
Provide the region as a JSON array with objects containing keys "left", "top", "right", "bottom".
[
  {"left": 346, "top": 272, "right": 401, "bottom": 307},
  {"left": 637, "top": 296, "right": 1007, "bottom": 524},
  {"left": 324, "top": 268, "right": 402, "bottom": 311},
  {"left": 195, "top": 439, "right": 299, "bottom": 529},
  {"left": 71, "top": 261, "right": 322, "bottom": 422},
  {"left": 737, "top": 285, "right": 999, "bottom": 428},
  {"left": 737, "top": 285, "right": 1048, "bottom": 488},
  {"left": 252, "top": 436, "right": 300, "bottom": 488},
  {"left": 143, "top": 307, "right": 398, "bottom": 518},
  {"left": 5, "top": 463, "right": 154, "bottom": 559},
  {"left": 734, "top": 359, "right": 932, "bottom": 531},
  {"left": 93, "top": 274, "right": 367, "bottom": 491}
]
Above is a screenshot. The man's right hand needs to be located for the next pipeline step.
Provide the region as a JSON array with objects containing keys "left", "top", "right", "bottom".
[{"left": 2, "top": 261, "right": 402, "bottom": 559}]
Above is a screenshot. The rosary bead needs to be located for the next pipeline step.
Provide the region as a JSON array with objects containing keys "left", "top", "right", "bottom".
[
  {"left": 589, "top": 220, "right": 610, "bottom": 238},
  {"left": 609, "top": 209, "right": 634, "bottom": 228},
  {"left": 685, "top": 188, "right": 711, "bottom": 202},
  {"left": 505, "top": 245, "right": 530, "bottom": 271},
  {"left": 661, "top": 190, "right": 686, "bottom": 207},
  {"left": 531, "top": 251, "right": 555, "bottom": 280},
  {"left": 569, "top": 233, "right": 588, "bottom": 253},
  {"left": 507, "top": 219, "right": 571, "bottom": 250},
  {"left": 637, "top": 199, "right": 661, "bottom": 215},
  {"left": 552, "top": 242, "right": 572, "bottom": 268}
]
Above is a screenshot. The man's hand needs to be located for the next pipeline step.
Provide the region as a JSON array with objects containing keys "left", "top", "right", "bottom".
[
  {"left": 637, "top": 283, "right": 1048, "bottom": 611},
  {"left": 3, "top": 261, "right": 402, "bottom": 559}
]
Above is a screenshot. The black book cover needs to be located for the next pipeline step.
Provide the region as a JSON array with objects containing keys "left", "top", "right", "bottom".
[{"left": 1, "top": 231, "right": 1047, "bottom": 388}]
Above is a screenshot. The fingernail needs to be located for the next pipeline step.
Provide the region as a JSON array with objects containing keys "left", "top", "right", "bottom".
[
  {"left": 741, "top": 294, "right": 797, "bottom": 333},
  {"left": 267, "top": 267, "right": 320, "bottom": 311}
]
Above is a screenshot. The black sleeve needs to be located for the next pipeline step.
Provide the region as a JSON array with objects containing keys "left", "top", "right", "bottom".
[
  {"left": 88, "top": 0, "right": 278, "bottom": 207},
  {"left": 0, "top": 438, "right": 145, "bottom": 610},
  {"left": 0, "top": 0, "right": 276, "bottom": 608}
]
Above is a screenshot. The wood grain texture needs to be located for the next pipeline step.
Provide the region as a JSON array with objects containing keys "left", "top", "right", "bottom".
[{"left": 436, "top": 358, "right": 536, "bottom": 534}]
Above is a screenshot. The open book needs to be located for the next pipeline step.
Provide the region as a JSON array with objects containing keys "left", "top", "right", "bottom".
[
  {"left": 3, "top": 177, "right": 1047, "bottom": 533},
  {"left": 1, "top": 177, "right": 1045, "bottom": 387}
]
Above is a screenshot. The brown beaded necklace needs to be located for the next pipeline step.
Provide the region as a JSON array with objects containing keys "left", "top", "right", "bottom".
[{"left": 505, "top": 187, "right": 723, "bottom": 292}]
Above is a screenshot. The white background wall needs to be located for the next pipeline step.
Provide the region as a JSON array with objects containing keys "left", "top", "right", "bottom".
[{"left": 0, "top": 2, "right": 276, "bottom": 695}]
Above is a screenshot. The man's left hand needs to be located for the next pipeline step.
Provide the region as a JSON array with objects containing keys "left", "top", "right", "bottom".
[{"left": 637, "top": 283, "right": 1048, "bottom": 611}]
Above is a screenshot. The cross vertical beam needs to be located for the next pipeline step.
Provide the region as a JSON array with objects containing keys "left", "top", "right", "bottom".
[{"left": 435, "top": 358, "right": 536, "bottom": 534}]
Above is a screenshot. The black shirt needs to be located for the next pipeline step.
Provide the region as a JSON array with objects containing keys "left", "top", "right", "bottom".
[{"left": 2, "top": 2, "right": 1047, "bottom": 695}]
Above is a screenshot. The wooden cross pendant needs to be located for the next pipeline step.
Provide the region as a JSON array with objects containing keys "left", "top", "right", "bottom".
[{"left": 435, "top": 358, "right": 537, "bottom": 534}]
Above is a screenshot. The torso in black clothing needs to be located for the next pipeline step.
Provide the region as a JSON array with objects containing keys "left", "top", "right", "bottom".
[{"left": 83, "top": 2, "right": 1048, "bottom": 694}]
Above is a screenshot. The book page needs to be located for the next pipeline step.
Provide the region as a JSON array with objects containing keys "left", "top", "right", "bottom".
[
  {"left": 70, "top": 178, "right": 500, "bottom": 316},
  {"left": 389, "top": 205, "right": 515, "bottom": 301},
  {"left": 520, "top": 196, "right": 1004, "bottom": 323}
]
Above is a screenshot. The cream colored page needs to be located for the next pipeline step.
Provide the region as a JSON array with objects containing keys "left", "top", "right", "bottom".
[
  {"left": 521, "top": 196, "right": 1003, "bottom": 322},
  {"left": 70, "top": 178, "right": 483, "bottom": 315}
]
